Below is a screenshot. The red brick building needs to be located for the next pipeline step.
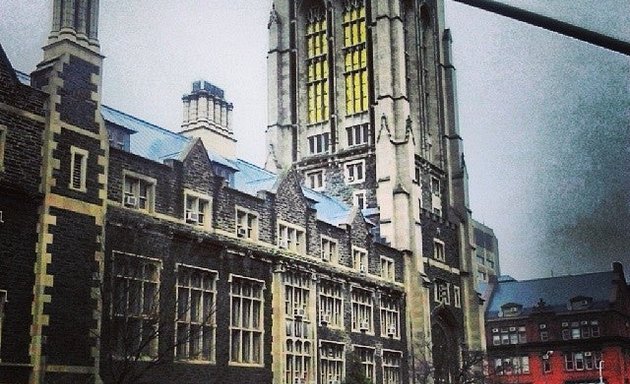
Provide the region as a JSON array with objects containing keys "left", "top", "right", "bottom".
[{"left": 484, "top": 263, "right": 630, "bottom": 384}]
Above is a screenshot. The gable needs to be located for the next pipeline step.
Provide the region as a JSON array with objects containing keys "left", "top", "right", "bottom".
[
  {"left": 181, "top": 138, "right": 215, "bottom": 192},
  {"left": 275, "top": 168, "right": 311, "bottom": 224}
]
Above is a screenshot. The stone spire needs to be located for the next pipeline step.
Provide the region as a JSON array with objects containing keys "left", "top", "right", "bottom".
[{"left": 180, "top": 80, "right": 236, "bottom": 158}]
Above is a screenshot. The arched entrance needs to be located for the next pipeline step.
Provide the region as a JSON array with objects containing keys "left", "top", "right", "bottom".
[{"left": 431, "top": 307, "right": 461, "bottom": 384}]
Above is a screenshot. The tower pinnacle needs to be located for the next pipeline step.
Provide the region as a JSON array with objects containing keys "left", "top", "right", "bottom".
[{"left": 49, "top": 0, "right": 100, "bottom": 51}]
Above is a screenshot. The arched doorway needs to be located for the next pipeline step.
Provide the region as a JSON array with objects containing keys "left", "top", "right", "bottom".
[{"left": 431, "top": 307, "right": 461, "bottom": 384}]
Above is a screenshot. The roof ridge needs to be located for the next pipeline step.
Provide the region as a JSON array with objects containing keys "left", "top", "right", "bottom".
[
  {"left": 102, "top": 104, "right": 188, "bottom": 141},
  {"left": 502, "top": 270, "right": 611, "bottom": 284},
  {"left": 234, "top": 158, "right": 276, "bottom": 177}
]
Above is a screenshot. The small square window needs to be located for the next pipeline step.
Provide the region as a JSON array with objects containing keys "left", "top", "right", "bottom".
[
  {"left": 353, "top": 190, "right": 366, "bottom": 209},
  {"left": 321, "top": 236, "right": 338, "bottom": 263},
  {"left": 123, "top": 173, "right": 156, "bottom": 212},
  {"left": 308, "top": 133, "right": 330, "bottom": 155},
  {"left": 306, "top": 170, "right": 325, "bottom": 191},
  {"left": 185, "top": 192, "right": 211, "bottom": 228},
  {"left": 352, "top": 247, "right": 368, "bottom": 273},
  {"left": 278, "top": 221, "right": 306, "bottom": 255},
  {"left": 345, "top": 160, "right": 365, "bottom": 184},
  {"left": 236, "top": 208, "right": 259, "bottom": 240},
  {"left": 380, "top": 256, "right": 395, "bottom": 281},
  {"left": 346, "top": 123, "right": 369, "bottom": 147}
]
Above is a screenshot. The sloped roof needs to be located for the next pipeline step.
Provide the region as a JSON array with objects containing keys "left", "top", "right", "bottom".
[
  {"left": 487, "top": 271, "right": 615, "bottom": 315},
  {"left": 231, "top": 158, "right": 352, "bottom": 225},
  {"left": 102, "top": 105, "right": 190, "bottom": 162},
  {"left": 15, "top": 69, "right": 353, "bottom": 227}
]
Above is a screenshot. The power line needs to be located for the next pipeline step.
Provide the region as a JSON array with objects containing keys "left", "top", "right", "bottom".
[{"left": 452, "top": 0, "right": 630, "bottom": 55}]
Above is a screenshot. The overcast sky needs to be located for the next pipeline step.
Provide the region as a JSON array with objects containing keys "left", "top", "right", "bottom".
[{"left": 1, "top": 1, "right": 628, "bottom": 280}]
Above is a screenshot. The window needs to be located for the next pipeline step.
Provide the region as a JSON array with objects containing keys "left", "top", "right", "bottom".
[
  {"left": 346, "top": 123, "right": 369, "bottom": 146},
  {"left": 351, "top": 288, "right": 373, "bottom": 333},
  {"left": 431, "top": 176, "right": 442, "bottom": 215},
  {"left": 123, "top": 173, "right": 155, "bottom": 211},
  {"left": 383, "top": 351, "right": 402, "bottom": 384},
  {"left": 352, "top": 190, "right": 366, "bottom": 209},
  {"left": 476, "top": 254, "right": 485, "bottom": 265},
  {"left": 278, "top": 221, "right": 306, "bottom": 254},
  {"left": 453, "top": 285, "right": 461, "bottom": 308},
  {"left": 380, "top": 256, "right": 395, "bottom": 281},
  {"left": 0, "top": 290, "right": 6, "bottom": 357},
  {"left": 69, "top": 146, "right": 88, "bottom": 192},
  {"left": 495, "top": 326, "right": 526, "bottom": 345},
  {"left": 175, "top": 265, "right": 217, "bottom": 362},
  {"left": 352, "top": 247, "right": 368, "bottom": 273},
  {"left": 564, "top": 351, "right": 601, "bottom": 371},
  {"left": 562, "top": 320, "right": 600, "bottom": 340},
  {"left": 319, "top": 280, "right": 343, "bottom": 328},
  {"left": 0, "top": 125, "right": 6, "bottom": 171},
  {"left": 478, "top": 270, "right": 488, "bottom": 282},
  {"left": 321, "top": 236, "right": 338, "bottom": 263},
  {"left": 306, "top": 170, "right": 325, "bottom": 191},
  {"left": 433, "top": 239, "right": 445, "bottom": 261},
  {"left": 355, "top": 346, "right": 375, "bottom": 381},
  {"left": 343, "top": 1, "right": 368, "bottom": 115},
  {"left": 380, "top": 295, "right": 400, "bottom": 338},
  {"left": 487, "top": 258, "right": 495, "bottom": 269},
  {"left": 495, "top": 356, "right": 529, "bottom": 375},
  {"left": 284, "top": 271, "right": 311, "bottom": 321},
  {"left": 284, "top": 272, "right": 313, "bottom": 383},
  {"left": 308, "top": 133, "right": 330, "bottom": 155},
  {"left": 345, "top": 160, "right": 365, "bottom": 184},
  {"left": 236, "top": 208, "right": 258, "bottom": 240},
  {"left": 540, "top": 330, "right": 549, "bottom": 341},
  {"left": 184, "top": 192, "right": 211, "bottom": 228},
  {"left": 591, "top": 320, "right": 600, "bottom": 337},
  {"left": 431, "top": 177, "right": 441, "bottom": 196},
  {"left": 306, "top": 8, "right": 329, "bottom": 124},
  {"left": 111, "top": 252, "right": 160, "bottom": 358},
  {"left": 434, "top": 280, "right": 450, "bottom": 304},
  {"left": 320, "top": 342, "right": 344, "bottom": 384},
  {"left": 229, "top": 275, "right": 265, "bottom": 365},
  {"left": 542, "top": 356, "right": 552, "bottom": 373}
]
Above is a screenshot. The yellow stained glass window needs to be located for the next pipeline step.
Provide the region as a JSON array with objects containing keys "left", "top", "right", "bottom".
[
  {"left": 306, "top": 10, "right": 329, "bottom": 124},
  {"left": 343, "top": 1, "right": 368, "bottom": 115}
]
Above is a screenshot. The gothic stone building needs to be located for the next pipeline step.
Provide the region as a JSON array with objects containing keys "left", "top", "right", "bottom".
[{"left": 0, "top": 0, "right": 482, "bottom": 383}]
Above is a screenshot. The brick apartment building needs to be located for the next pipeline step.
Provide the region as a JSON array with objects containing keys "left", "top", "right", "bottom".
[
  {"left": 484, "top": 263, "right": 630, "bottom": 384},
  {"left": 0, "top": 0, "right": 483, "bottom": 383}
]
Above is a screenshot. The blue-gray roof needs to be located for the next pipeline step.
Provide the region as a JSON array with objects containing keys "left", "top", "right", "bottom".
[
  {"left": 230, "top": 159, "right": 352, "bottom": 226},
  {"left": 15, "top": 69, "right": 353, "bottom": 227},
  {"left": 102, "top": 105, "right": 190, "bottom": 162},
  {"left": 487, "top": 271, "right": 615, "bottom": 316}
]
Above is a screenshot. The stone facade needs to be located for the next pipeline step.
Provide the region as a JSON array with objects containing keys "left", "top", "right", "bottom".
[
  {"left": 0, "top": 1, "right": 484, "bottom": 383},
  {"left": 266, "top": 0, "right": 484, "bottom": 382}
]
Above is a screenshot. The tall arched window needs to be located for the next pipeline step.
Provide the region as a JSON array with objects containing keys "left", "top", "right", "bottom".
[
  {"left": 306, "top": 7, "right": 329, "bottom": 124},
  {"left": 343, "top": 0, "right": 368, "bottom": 115}
]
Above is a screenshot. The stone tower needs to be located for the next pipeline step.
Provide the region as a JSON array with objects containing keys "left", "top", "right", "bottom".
[
  {"left": 29, "top": 0, "right": 108, "bottom": 382},
  {"left": 266, "top": 0, "right": 483, "bottom": 381}
]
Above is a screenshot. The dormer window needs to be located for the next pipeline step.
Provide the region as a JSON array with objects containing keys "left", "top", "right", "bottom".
[
  {"left": 569, "top": 296, "right": 593, "bottom": 310},
  {"left": 501, "top": 303, "right": 523, "bottom": 317}
]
